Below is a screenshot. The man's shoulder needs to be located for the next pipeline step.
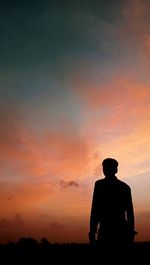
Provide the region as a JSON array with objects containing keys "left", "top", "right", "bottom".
[
  {"left": 116, "top": 178, "right": 131, "bottom": 191},
  {"left": 95, "top": 178, "right": 130, "bottom": 185},
  {"left": 94, "top": 178, "right": 131, "bottom": 192},
  {"left": 95, "top": 179, "right": 105, "bottom": 186}
]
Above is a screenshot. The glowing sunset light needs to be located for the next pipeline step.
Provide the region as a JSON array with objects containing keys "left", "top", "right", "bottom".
[{"left": 0, "top": 0, "right": 150, "bottom": 243}]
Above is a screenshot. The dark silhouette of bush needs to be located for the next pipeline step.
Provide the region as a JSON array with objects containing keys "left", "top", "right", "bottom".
[{"left": 0, "top": 238, "right": 149, "bottom": 264}]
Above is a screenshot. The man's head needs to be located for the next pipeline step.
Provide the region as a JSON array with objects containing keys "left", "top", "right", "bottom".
[{"left": 102, "top": 158, "right": 118, "bottom": 178}]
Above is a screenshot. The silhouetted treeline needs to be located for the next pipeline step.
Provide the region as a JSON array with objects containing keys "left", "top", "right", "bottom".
[{"left": 0, "top": 238, "right": 149, "bottom": 264}]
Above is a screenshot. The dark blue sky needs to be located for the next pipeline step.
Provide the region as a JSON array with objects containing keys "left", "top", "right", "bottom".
[
  {"left": 0, "top": 0, "right": 127, "bottom": 106},
  {"left": 0, "top": 0, "right": 124, "bottom": 69}
]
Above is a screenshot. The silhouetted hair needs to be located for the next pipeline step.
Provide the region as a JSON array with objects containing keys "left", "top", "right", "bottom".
[{"left": 102, "top": 158, "right": 118, "bottom": 168}]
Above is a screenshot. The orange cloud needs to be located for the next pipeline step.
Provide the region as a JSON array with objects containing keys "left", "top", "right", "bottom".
[
  {"left": 0, "top": 106, "right": 92, "bottom": 220},
  {"left": 0, "top": 105, "right": 49, "bottom": 177},
  {"left": 60, "top": 180, "right": 79, "bottom": 188},
  {"left": 0, "top": 104, "right": 91, "bottom": 181},
  {"left": 73, "top": 73, "right": 150, "bottom": 130},
  {"left": 0, "top": 213, "right": 89, "bottom": 244},
  {"left": 0, "top": 179, "right": 54, "bottom": 217},
  {"left": 71, "top": 69, "right": 150, "bottom": 187},
  {"left": 43, "top": 131, "right": 90, "bottom": 179}
]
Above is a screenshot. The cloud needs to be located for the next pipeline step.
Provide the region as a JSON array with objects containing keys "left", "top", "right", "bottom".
[
  {"left": 0, "top": 106, "right": 91, "bottom": 219},
  {"left": 0, "top": 214, "right": 24, "bottom": 243},
  {"left": 0, "top": 105, "right": 92, "bottom": 221},
  {"left": 125, "top": 172, "right": 150, "bottom": 210},
  {"left": 0, "top": 0, "right": 150, "bottom": 244},
  {"left": 135, "top": 210, "right": 150, "bottom": 241},
  {"left": 122, "top": 0, "right": 150, "bottom": 38},
  {"left": 73, "top": 71, "right": 149, "bottom": 109},
  {"left": 0, "top": 178, "right": 54, "bottom": 217},
  {"left": 72, "top": 73, "right": 150, "bottom": 144},
  {"left": 71, "top": 69, "right": 150, "bottom": 184},
  {"left": 0, "top": 105, "right": 51, "bottom": 178},
  {"left": 0, "top": 214, "right": 88, "bottom": 244},
  {"left": 43, "top": 130, "right": 90, "bottom": 179},
  {"left": 60, "top": 180, "right": 79, "bottom": 188},
  {"left": 93, "top": 151, "right": 101, "bottom": 160},
  {"left": 120, "top": 0, "right": 150, "bottom": 66},
  {"left": 0, "top": 104, "right": 91, "bottom": 182},
  {"left": 0, "top": 210, "right": 149, "bottom": 243}
]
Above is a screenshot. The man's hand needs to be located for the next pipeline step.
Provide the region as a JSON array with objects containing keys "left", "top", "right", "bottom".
[
  {"left": 128, "top": 230, "right": 138, "bottom": 243},
  {"left": 88, "top": 232, "right": 96, "bottom": 244}
]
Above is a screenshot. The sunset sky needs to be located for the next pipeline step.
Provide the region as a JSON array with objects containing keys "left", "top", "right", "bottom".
[{"left": 0, "top": 0, "right": 150, "bottom": 243}]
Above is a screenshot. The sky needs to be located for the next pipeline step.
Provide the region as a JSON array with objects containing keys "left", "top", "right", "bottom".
[{"left": 0, "top": 0, "right": 150, "bottom": 243}]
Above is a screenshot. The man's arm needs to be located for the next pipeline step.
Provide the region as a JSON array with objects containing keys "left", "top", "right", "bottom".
[
  {"left": 126, "top": 188, "right": 135, "bottom": 241},
  {"left": 89, "top": 182, "right": 99, "bottom": 243}
]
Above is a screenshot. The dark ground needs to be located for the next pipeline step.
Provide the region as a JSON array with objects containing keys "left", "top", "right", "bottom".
[{"left": 0, "top": 238, "right": 149, "bottom": 264}]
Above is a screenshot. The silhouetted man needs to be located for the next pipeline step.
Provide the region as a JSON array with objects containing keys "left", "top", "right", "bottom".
[{"left": 89, "top": 158, "right": 135, "bottom": 247}]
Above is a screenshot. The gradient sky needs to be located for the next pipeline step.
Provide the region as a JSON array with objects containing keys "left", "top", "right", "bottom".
[{"left": 0, "top": 0, "right": 150, "bottom": 243}]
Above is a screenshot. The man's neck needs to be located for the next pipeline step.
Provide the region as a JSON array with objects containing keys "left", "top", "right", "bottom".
[{"left": 105, "top": 175, "right": 117, "bottom": 179}]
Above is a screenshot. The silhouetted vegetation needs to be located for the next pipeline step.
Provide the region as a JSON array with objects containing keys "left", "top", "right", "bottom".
[{"left": 0, "top": 238, "right": 149, "bottom": 264}]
